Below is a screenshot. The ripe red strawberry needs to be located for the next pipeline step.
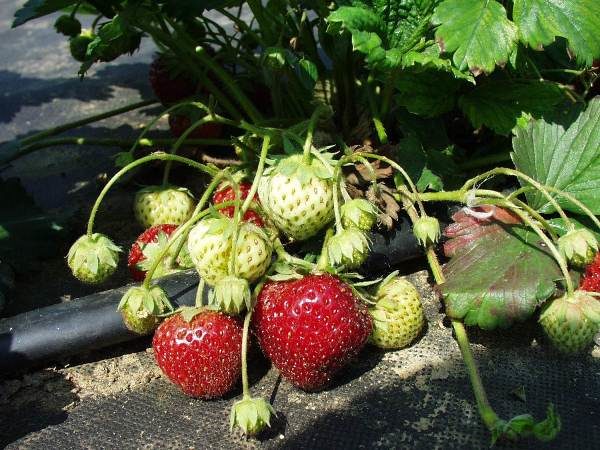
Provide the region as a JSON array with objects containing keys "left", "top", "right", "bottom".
[
  {"left": 128, "top": 224, "right": 190, "bottom": 281},
  {"left": 252, "top": 274, "right": 372, "bottom": 391},
  {"left": 149, "top": 55, "right": 197, "bottom": 105},
  {"left": 153, "top": 310, "right": 243, "bottom": 398},
  {"left": 212, "top": 182, "right": 264, "bottom": 227},
  {"left": 581, "top": 252, "right": 600, "bottom": 292},
  {"left": 168, "top": 114, "right": 223, "bottom": 140}
]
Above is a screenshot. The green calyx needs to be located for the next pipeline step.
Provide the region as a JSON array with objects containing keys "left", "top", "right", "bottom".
[
  {"left": 118, "top": 285, "right": 173, "bottom": 335},
  {"left": 67, "top": 233, "right": 121, "bottom": 284},
  {"left": 55, "top": 15, "right": 81, "bottom": 37},
  {"left": 211, "top": 275, "right": 252, "bottom": 315},
  {"left": 327, "top": 228, "right": 370, "bottom": 269},
  {"left": 270, "top": 153, "right": 334, "bottom": 185},
  {"left": 539, "top": 290, "right": 600, "bottom": 354},
  {"left": 412, "top": 215, "right": 441, "bottom": 247},
  {"left": 230, "top": 397, "right": 276, "bottom": 436},
  {"left": 340, "top": 199, "right": 378, "bottom": 231},
  {"left": 557, "top": 228, "right": 598, "bottom": 269}
]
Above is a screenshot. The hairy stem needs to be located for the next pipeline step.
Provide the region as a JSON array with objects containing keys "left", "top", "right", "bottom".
[
  {"left": 86, "top": 153, "right": 216, "bottom": 237},
  {"left": 241, "top": 309, "right": 253, "bottom": 399}
]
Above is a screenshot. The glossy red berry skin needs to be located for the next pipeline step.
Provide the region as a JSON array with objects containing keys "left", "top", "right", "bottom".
[
  {"left": 581, "top": 253, "right": 600, "bottom": 292},
  {"left": 212, "top": 182, "right": 264, "bottom": 227},
  {"left": 252, "top": 274, "right": 372, "bottom": 391},
  {"left": 149, "top": 56, "right": 197, "bottom": 105},
  {"left": 152, "top": 311, "right": 243, "bottom": 399},
  {"left": 168, "top": 114, "right": 223, "bottom": 140},
  {"left": 128, "top": 224, "right": 178, "bottom": 281}
]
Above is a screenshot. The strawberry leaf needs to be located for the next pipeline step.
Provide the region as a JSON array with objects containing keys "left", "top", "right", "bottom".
[
  {"left": 13, "top": 0, "right": 78, "bottom": 27},
  {"left": 513, "top": 0, "right": 600, "bottom": 66},
  {"left": 440, "top": 207, "right": 561, "bottom": 329},
  {"left": 512, "top": 97, "right": 600, "bottom": 214},
  {"left": 458, "top": 79, "right": 565, "bottom": 135},
  {"left": 432, "top": 0, "right": 517, "bottom": 75}
]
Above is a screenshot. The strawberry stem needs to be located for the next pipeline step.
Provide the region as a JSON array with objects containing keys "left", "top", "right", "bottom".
[
  {"left": 86, "top": 153, "right": 217, "bottom": 237},
  {"left": 273, "top": 237, "right": 315, "bottom": 271},
  {"left": 241, "top": 136, "right": 271, "bottom": 215},
  {"left": 16, "top": 99, "right": 156, "bottom": 146},
  {"left": 240, "top": 309, "right": 252, "bottom": 399},
  {"left": 463, "top": 168, "right": 573, "bottom": 231},
  {"left": 302, "top": 106, "right": 327, "bottom": 165}
]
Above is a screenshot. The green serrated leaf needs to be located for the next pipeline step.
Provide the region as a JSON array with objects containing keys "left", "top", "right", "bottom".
[
  {"left": 13, "top": 0, "right": 77, "bottom": 27},
  {"left": 432, "top": 0, "right": 517, "bottom": 74},
  {"left": 513, "top": 0, "right": 600, "bottom": 66},
  {"left": 512, "top": 97, "right": 600, "bottom": 214},
  {"left": 441, "top": 209, "right": 561, "bottom": 329},
  {"left": 459, "top": 79, "right": 565, "bottom": 135}
]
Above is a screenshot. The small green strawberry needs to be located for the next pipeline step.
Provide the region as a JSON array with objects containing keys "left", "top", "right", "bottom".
[
  {"left": 67, "top": 233, "right": 121, "bottom": 284},
  {"left": 133, "top": 185, "right": 196, "bottom": 229},
  {"left": 557, "top": 228, "right": 598, "bottom": 269},
  {"left": 327, "top": 228, "right": 370, "bottom": 269},
  {"left": 118, "top": 285, "right": 172, "bottom": 335},
  {"left": 258, "top": 154, "right": 334, "bottom": 241},
  {"left": 369, "top": 275, "right": 425, "bottom": 349},
  {"left": 412, "top": 215, "right": 441, "bottom": 247},
  {"left": 188, "top": 218, "right": 273, "bottom": 286},
  {"left": 54, "top": 15, "right": 81, "bottom": 37},
  {"left": 341, "top": 199, "right": 378, "bottom": 231},
  {"left": 230, "top": 396, "right": 276, "bottom": 436},
  {"left": 69, "top": 29, "right": 94, "bottom": 62},
  {"left": 539, "top": 290, "right": 600, "bottom": 354},
  {"left": 212, "top": 275, "right": 252, "bottom": 315}
]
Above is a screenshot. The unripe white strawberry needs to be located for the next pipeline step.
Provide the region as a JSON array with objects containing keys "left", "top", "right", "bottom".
[
  {"left": 327, "top": 228, "right": 370, "bottom": 269},
  {"left": 67, "top": 233, "right": 121, "bottom": 284},
  {"left": 258, "top": 154, "right": 334, "bottom": 241},
  {"left": 369, "top": 276, "right": 425, "bottom": 349},
  {"left": 134, "top": 185, "right": 195, "bottom": 229},
  {"left": 187, "top": 218, "right": 273, "bottom": 286},
  {"left": 558, "top": 228, "right": 598, "bottom": 269},
  {"left": 412, "top": 215, "right": 441, "bottom": 247},
  {"left": 539, "top": 290, "right": 600, "bottom": 354},
  {"left": 118, "top": 285, "right": 172, "bottom": 335},
  {"left": 341, "top": 199, "right": 378, "bottom": 231}
]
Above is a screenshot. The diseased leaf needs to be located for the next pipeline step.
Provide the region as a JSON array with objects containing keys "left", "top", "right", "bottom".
[
  {"left": 513, "top": 0, "right": 600, "bottom": 66},
  {"left": 512, "top": 97, "right": 600, "bottom": 214},
  {"left": 458, "top": 79, "right": 565, "bottom": 135},
  {"left": 432, "top": 0, "right": 517, "bottom": 74},
  {"left": 13, "top": 0, "right": 77, "bottom": 27},
  {"left": 441, "top": 206, "right": 561, "bottom": 329}
]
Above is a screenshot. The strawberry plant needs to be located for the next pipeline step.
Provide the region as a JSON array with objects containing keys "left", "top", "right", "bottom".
[{"left": 3, "top": 0, "right": 600, "bottom": 445}]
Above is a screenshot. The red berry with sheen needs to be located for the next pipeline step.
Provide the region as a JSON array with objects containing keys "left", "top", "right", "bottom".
[
  {"left": 581, "top": 252, "right": 600, "bottom": 292},
  {"left": 152, "top": 311, "right": 243, "bottom": 398},
  {"left": 149, "top": 56, "right": 197, "bottom": 105},
  {"left": 128, "top": 224, "right": 178, "bottom": 281},
  {"left": 252, "top": 274, "right": 372, "bottom": 391},
  {"left": 213, "top": 182, "right": 264, "bottom": 227}
]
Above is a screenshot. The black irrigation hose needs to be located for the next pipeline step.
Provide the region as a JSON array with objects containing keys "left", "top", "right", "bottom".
[{"left": 0, "top": 215, "right": 440, "bottom": 374}]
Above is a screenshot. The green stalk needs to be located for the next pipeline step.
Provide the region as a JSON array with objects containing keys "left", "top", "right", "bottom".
[
  {"left": 273, "top": 237, "right": 315, "bottom": 271},
  {"left": 86, "top": 153, "right": 216, "bottom": 237},
  {"left": 463, "top": 168, "right": 573, "bottom": 230},
  {"left": 227, "top": 177, "right": 242, "bottom": 277},
  {"left": 241, "top": 136, "right": 271, "bottom": 215},
  {"left": 302, "top": 107, "right": 326, "bottom": 164},
  {"left": 5, "top": 137, "right": 231, "bottom": 164},
  {"left": 366, "top": 74, "right": 388, "bottom": 144},
  {"left": 240, "top": 310, "right": 253, "bottom": 399},
  {"left": 17, "top": 99, "right": 156, "bottom": 146},
  {"left": 195, "top": 279, "right": 206, "bottom": 307},
  {"left": 316, "top": 228, "right": 334, "bottom": 272}
]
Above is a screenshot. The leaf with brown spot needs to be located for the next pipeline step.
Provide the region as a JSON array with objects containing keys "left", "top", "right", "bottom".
[{"left": 440, "top": 206, "right": 561, "bottom": 330}]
